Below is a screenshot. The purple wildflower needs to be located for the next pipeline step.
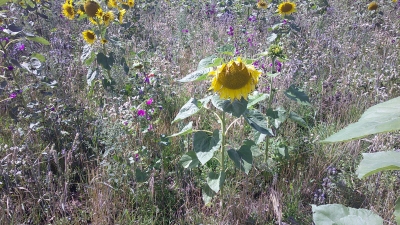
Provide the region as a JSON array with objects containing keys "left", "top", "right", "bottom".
[
  {"left": 146, "top": 98, "right": 153, "bottom": 105},
  {"left": 137, "top": 109, "right": 146, "bottom": 116},
  {"left": 7, "top": 65, "right": 13, "bottom": 71},
  {"left": 9, "top": 92, "right": 17, "bottom": 99},
  {"left": 135, "top": 153, "right": 140, "bottom": 162},
  {"left": 182, "top": 29, "right": 189, "bottom": 33},
  {"left": 253, "top": 60, "right": 260, "bottom": 69},
  {"left": 282, "top": 19, "right": 287, "bottom": 24},
  {"left": 248, "top": 15, "right": 257, "bottom": 22},
  {"left": 15, "top": 43, "right": 25, "bottom": 51},
  {"left": 275, "top": 60, "right": 282, "bottom": 72},
  {"left": 227, "top": 26, "right": 234, "bottom": 36}
]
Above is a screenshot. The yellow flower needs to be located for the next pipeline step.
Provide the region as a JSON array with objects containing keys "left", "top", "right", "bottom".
[
  {"left": 127, "top": 0, "right": 134, "bottom": 7},
  {"left": 393, "top": 0, "right": 398, "bottom": 3},
  {"left": 95, "top": 8, "right": 104, "bottom": 18},
  {"left": 84, "top": 1, "right": 100, "bottom": 17},
  {"left": 89, "top": 17, "right": 98, "bottom": 25},
  {"left": 82, "top": 30, "right": 96, "bottom": 44},
  {"left": 277, "top": 1, "right": 296, "bottom": 16},
  {"left": 257, "top": 0, "right": 268, "bottom": 9},
  {"left": 62, "top": 2, "right": 75, "bottom": 20},
  {"left": 77, "top": 9, "right": 85, "bottom": 16},
  {"left": 103, "top": 11, "right": 114, "bottom": 26},
  {"left": 118, "top": 9, "right": 126, "bottom": 23},
  {"left": 209, "top": 58, "right": 261, "bottom": 101},
  {"left": 368, "top": 1, "right": 378, "bottom": 10},
  {"left": 101, "top": 39, "right": 108, "bottom": 44},
  {"left": 107, "top": 0, "right": 117, "bottom": 8}
]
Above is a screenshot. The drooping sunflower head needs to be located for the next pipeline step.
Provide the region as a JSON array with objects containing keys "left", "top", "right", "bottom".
[
  {"left": 103, "top": 11, "right": 114, "bottom": 26},
  {"left": 257, "top": 0, "right": 268, "bottom": 9},
  {"left": 368, "top": 1, "right": 378, "bottom": 10},
  {"left": 209, "top": 58, "right": 261, "bottom": 101},
  {"left": 84, "top": 1, "right": 100, "bottom": 17},
  {"left": 82, "top": 30, "right": 96, "bottom": 44},
  {"left": 277, "top": 1, "right": 296, "bottom": 16},
  {"left": 62, "top": 2, "right": 75, "bottom": 20}
]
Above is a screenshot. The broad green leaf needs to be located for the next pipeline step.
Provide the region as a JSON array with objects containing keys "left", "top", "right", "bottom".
[
  {"left": 202, "top": 184, "right": 216, "bottom": 205},
  {"left": 177, "top": 67, "right": 212, "bottom": 82},
  {"left": 312, "top": 204, "right": 383, "bottom": 225},
  {"left": 395, "top": 198, "right": 400, "bottom": 225},
  {"left": 266, "top": 72, "right": 281, "bottom": 78},
  {"left": 0, "top": 0, "right": 8, "bottom": 7},
  {"left": 197, "top": 55, "right": 216, "bottom": 70},
  {"left": 227, "top": 140, "right": 254, "bottom": 174},
  {"left": 179, "top": 151, "right": 200, "bottom": 169},
  {"left": 31, "top": 53, "right": 45, "bottom": 62},
  {"left": 288, "top": 111, "right": 308, "bottom": 128},
  {"left": 284, "top": 84, "right": 311, "bottom": 106},
  {"left": 135, "top": 168, "right": 148, "bottom": 182},
  {"left": 97, "top": 52, "right": 111, "bottom": 70},
  {"left": 356, "top": 151, "right": 400, "bottom": 179},
  {"left": 193, "top": 130, "right": 221, "bottom": 165},
  {"left": 247, "top": 91, "right": 268, "bottom": 109},
  {"left": 322, "top": 96, "right": 400, "bottom": 143},
  {"left": 169, "top": 121, "right": 193, "bottom": 137},
  {"left": 207, "top": 171, "right": 226, "bottom": 193},
  {"left": 266, "top": 107, "right": 287, "bottom": 129},
  {"left": 27, "top": 36, "right": 50, "bottom": 45},
  {"left": 81, "top": 45, "right": 93, "bottom": 63},
  {"left": 211, "top": 95, "right": 248, "bottom": 117},
  {"left": 244, "top": 109, "right": 274, "bottom": 136},
  {"left": 86, "top": 68, "right": 97, "bottom": 86},
  {"left": 172, "top": 98, "right": 202, "bottom": 124},
  {"left": 267, "top": 33, "right": 278, "bottom": 43}
]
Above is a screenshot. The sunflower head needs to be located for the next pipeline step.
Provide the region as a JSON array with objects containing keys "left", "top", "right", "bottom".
[
  {"left": 84, "top": 1, "right": 101, "bottom": 17},
  {"left": 368, "top": 1, "right": 378, "bottom": 10},
  {"left": 267, "top": 44, "right": 284, "bottom": 58},
  {"left": 277, "top": 1, "right": 296, "bottom": 16},
  {"left": 95, "top": 8, "right": 104, "bottom": 18},
  {"left": 103, "top": 11, "right": 114, "bottom": 26},
  {"left": 209, "top": 58, "right": 261, "bottom": 101},
  {"left": 62, "top": 2, "right": 75, "bottom": 20},
  {"left": 101, "top": 39, "right": 108, "bottom": 44},
  {"left": 107, "top": 0, "right": 117, "bottom": 8},
  {"left": 127, "top": 0, "right": 134, "bottom": 7},
  {"left": 82, "top": 30, "right": 96, "bottom": 44},
  {"left": 257, "top": 0, "right": 268, "bottom": 9}
]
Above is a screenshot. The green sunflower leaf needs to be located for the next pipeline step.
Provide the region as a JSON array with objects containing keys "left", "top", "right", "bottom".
[
  {"left": 193, "top": 130, "right": 221, "bottom": 165},
  {"left": 247, "top": 91, "right": 269, "bottom": 109},
  {"left": 172, "top": 98, "right": 202, "bottom": 124},
  {"left": 288, "top": 111, "right": 308, "bottom": 128},
  {"left": 211, "top": 95, "right": 248, "bottom": 117},
  {"left": 284, "top": 84, "right": 311, "bottom": 106},
  {"left": 97, "top": 52, "right": 111, "bottom": 70},
  {"left": 177, "top": 67, "right": 212, "bottom": 83},
  {"left": 202, "top": 183, "right": 216, "bottom": 205},
  {"left": 243, "top": 109, "right": 274, "bottom": 136},
  {"left": 197, "top": 55, "right": 217, "bottom": 70},
  {"left": 207, "top": 171, "right": 226, "bottom": 193},
  {"left": 31, "top": 53, "right": 46, "bottom": 62},
  {"left": 179, "top": 151, "right": 200, "bottom": 169},
  {"left": 26, "top": 36, "right": 50, "bottom": 45},
  {"left": 356, "top": 151, "right": 400, "bottom": 179},
  {"left": 395, "top": 198, "right": 400, "bottom": 225},
  {"left": 169, "top": 121, "right": 193, "bottom": 137},
  {"left": 321, "top": 96, "right": 400, "bottom": 143},
  {"left": 227, "top": 140, "right": 254, "bottom": 174},
  {"left": 266, "top": 107, "right": 287, "bottom": 129},
  {"left": 312, "top": 204, "right": 383, "bottom": 225}
]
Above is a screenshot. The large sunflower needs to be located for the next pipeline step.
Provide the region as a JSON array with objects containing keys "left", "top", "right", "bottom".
[
  {"left": 84, "top": 1, "right": 100, "bottom": 17},
  {"left": 277, "top": 1, "right": 296, "bottom": 16},
  {"left": 209, "top": 58, "right": 261, "bottom": 101},
  {"left": 257, "top": 0, "right": 268, "bottom": 9},
  {"left": 62, "top": 2, "right": 75, "bottom": 20},
  {"left": 82, "top": 30, "right": 96, "bottom": 44},
  {"left": 368, "top": 1, "right": 378, "bottom": 10}
]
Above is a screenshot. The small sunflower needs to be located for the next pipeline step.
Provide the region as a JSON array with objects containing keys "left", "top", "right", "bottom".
[
  {"left": 103, "top": 11, "right": 114, "bottom": 26},
  {"left": 277, "top": 1, "right": 296, "bottom": 16},
  {"left": 84, "top": 1, "right": 100, "bottom": 17},
  {"left": 77, "top": 9, "right": 85, "bottom": 16},
  {"left": 257, "top": 0, "right": 268, "bottom": 9},
  {"left": 96, "top": 8, "right": 104, "bottom": 18},
  {"left": 62, "top": 2, "right": 75, "bottom": 20},
  {"left": 209, "top": 57, "right": 261, "bottom": 101},
  {"left": 89, "top": 17, "right": 98, "bottom": 25},
  {"left": 101, "top": 39, "right": 108, "bottom": 44},
  {"left": 107, "top": 0, "right": 117, "bottom": 8},
  {"left": 393, "top": 0, "right": 398, "bottom": 3},
  {"left": 368, "top": 1, "right": 378, "bottom": 10},
  {"left": 82, "top": 30, "right": 96, "bottom": 44},
  {"left": 118, "top": 9, "right": 126, "bottom": 23},
  {"left": 127, "top": 0, "right": 134, "bottom": 7}
]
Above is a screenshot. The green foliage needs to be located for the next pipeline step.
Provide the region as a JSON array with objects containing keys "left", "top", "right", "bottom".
[
  {"left": 193, "top": 130, "right": 221, "bottom": 165},
  {"left": 356, "top": 151, "right": 400, "bottom": 179},
  {"left": 312, "top": 204, "right": 383, "bottom": 225}
]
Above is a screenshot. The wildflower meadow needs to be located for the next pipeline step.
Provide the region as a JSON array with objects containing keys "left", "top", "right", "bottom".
[{"left": 0, "top": 0, "right": 399, "bottom": 224}]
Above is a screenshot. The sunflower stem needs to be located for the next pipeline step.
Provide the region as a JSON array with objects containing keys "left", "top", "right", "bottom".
[
  {"left": 265, "top": 57, "right": 276, "bottom": 162},
  {"left": 220, "top": 111, "right": 226, "bottom": 209}
]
